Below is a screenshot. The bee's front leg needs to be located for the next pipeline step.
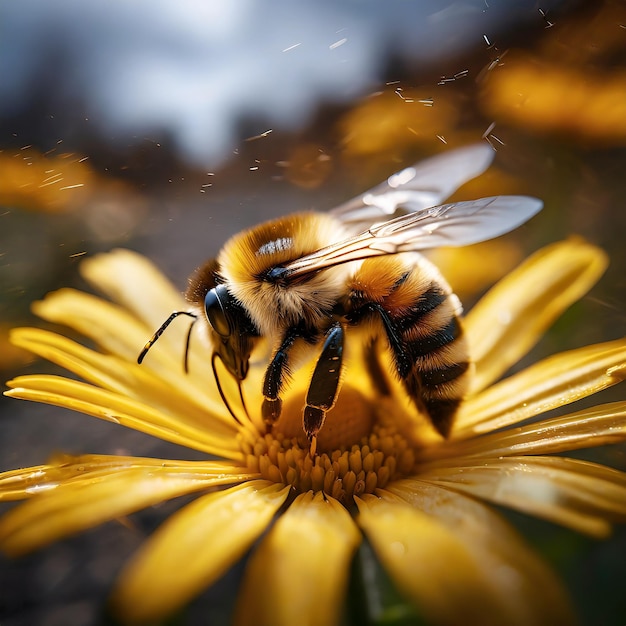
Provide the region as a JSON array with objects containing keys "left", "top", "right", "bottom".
[
  {"left": 261, "top": 322, "right": 311, "bottom": 430},
  {"left": 261, "top": 341, "right": 292, "bottom": 429},
  {"left": 303, "top": 322, "right": 344, "bottom": 455}
]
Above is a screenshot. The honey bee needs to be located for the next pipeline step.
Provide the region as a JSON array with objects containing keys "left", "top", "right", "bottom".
[{"left": 139, "top": 144, "right": 542, "bottom": 448}]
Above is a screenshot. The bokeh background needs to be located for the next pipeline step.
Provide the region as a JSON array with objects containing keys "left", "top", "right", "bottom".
[{"left": 1, "top": 1, "right": 625, "bottom": 624}]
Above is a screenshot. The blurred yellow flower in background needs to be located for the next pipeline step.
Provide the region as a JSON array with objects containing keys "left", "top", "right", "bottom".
[
  {"left": 1, "top": 238, "right": 625, "bottom": 625},
  {"left": 480, "top": 1, "right": 626, "bottom": 145},
  {"left": 481, "top": 52, "right": 626, "bottom": 143},
  {"left": 338, "top": 89, "right": 459, "bottom": 159},
  {"left": 0, "top": 149, "right": 95, "bottom": 213}
]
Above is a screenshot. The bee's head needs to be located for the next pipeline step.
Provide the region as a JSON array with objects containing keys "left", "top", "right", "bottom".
[{"left": 204, "top": 284, "right": 257, "bottom": 380}]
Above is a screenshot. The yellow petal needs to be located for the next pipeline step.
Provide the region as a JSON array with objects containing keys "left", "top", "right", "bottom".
[
  {"left": 384, "top": 481, "right": 575, "bottom": 625},
  {"left": 0, "top": 462, "right": 253, "bottom": 556},
  {"left": 28, "top": 281, "right": 263, "bottom": 437},
  {"left": 465, "top": 238, "right": 607, "bottom": 392},
  {"left": 5, "top": 374, "right": 242, "bottom": 458},
  {"left": 110, "top": 480, "right": 290, "bottom": 624},
  {"left": 416, "top": 456, "right": 626, "bottom": 537},
  {"left": 10, "top": 327, "right": 236, "bottom": 433},
  {"left": 357, "top": 494, "right": 517, "bottom": 626},
  {"left": 424, "top": 402, "right": 626, "bottom": 462},
  {"left": 454, "top": 339, "right": 626, "bottom": 435},
  {"left": 234, "top": 491, "right": 360, "bottom": 626},
  {"left": 80, "top": 249, "right": 225, "bottom": 389},
  {"left": 30, "top": 289, "right": 225, "bottom": 419},
  {"left": 80, "top": 248, "right": 187, "bottom": 330},
  {"left": 0, "top": 453, "right": 253, "bottom": 500},
  {"left": 32, "top": 288, "right": 163, "bottom": 363}
]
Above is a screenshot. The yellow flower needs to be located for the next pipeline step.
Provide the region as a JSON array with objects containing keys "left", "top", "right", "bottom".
[{"left": 1, "top": 238, "right": 625, "bottom": 626}]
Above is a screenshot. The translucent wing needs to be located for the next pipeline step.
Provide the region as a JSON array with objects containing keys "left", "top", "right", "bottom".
[
  {"left": 276, "top": 196, "right": 542, "bottom": 281},
  {"left": 330, "top": 143, "right": 495, "bottom": 234}
]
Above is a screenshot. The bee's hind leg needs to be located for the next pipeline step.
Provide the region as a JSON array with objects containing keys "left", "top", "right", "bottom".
[{"left": 303, "top": 322, "right": 344, "bottom": 455}]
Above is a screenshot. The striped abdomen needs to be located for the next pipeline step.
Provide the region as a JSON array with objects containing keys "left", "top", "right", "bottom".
[{"left": 345, "top": 254, "right": 471, "bottom": 437}]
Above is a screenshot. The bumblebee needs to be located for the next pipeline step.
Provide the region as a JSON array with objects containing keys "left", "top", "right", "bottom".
[{"left": 139, "top": 144, "right": 542, "bottom": 448}]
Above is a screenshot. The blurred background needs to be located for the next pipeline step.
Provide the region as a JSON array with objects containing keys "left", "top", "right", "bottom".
[{"left": 0, "top": 0, "right": 625, "bottom": 624}]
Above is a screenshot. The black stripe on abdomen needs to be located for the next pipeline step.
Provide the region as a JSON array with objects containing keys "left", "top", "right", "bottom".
[
  {"left": 396, "top": 284, "right": 448, "bottom": 332},
  {"left": 420, "top": 361, "right": 469, "bottom": 387},
  {"left": 405, "top": 316, "right": 462, "bottom": 360}
]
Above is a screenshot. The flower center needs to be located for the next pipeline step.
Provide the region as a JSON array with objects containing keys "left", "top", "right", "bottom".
[
  {"left": 241, "top": 427, "right": 416, "bottom": 504},
  {"left": 239, "top": 386, "right": 417, "bottom": 504}
]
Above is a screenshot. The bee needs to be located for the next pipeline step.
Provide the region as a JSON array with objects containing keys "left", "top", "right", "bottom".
[{"left": 139, "top": 144, "right": 542, "bottom": 449}]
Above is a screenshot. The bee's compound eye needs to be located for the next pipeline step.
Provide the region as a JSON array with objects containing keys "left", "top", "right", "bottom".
[{"left": 204, "top": 286, "right": 231, "bottom": 338}]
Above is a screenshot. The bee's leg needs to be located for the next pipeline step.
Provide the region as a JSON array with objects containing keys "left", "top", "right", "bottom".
[
  {"left": 261, "top": 323, "right": 308, "bottom": 429},
  {"left": 261, "top": 340, "right": 292, "bottom": 428},
  {"left": 303, "top": 322, "right": 344, "bottom": 455}
]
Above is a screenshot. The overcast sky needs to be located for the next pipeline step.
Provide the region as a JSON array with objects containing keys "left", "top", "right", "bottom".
[{"left": 0, "top": 0, "right": 566, "bottom": 167}]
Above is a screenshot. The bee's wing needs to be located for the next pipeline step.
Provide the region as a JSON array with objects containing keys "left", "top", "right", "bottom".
[
  {"left": 281, "top": 196, "right": 542, "bottom": 279},
  {"left": 330, "top": 143, "right": 495, "bottom": 234}
]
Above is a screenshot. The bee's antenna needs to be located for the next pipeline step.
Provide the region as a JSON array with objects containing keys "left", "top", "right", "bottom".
[
  {"left": 183, "top": 318, "right": 196, "bottom": 373},
  {"left": 211, "top": 352, "right": 243, "bottom": 425},
  {"left": 138, "top": 311, "right": 197, "bottom": 365}
]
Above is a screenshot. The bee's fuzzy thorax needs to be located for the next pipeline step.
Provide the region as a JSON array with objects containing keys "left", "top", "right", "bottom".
[{"left": 217, "top": 212, "right": 351, "bottom": 337}]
